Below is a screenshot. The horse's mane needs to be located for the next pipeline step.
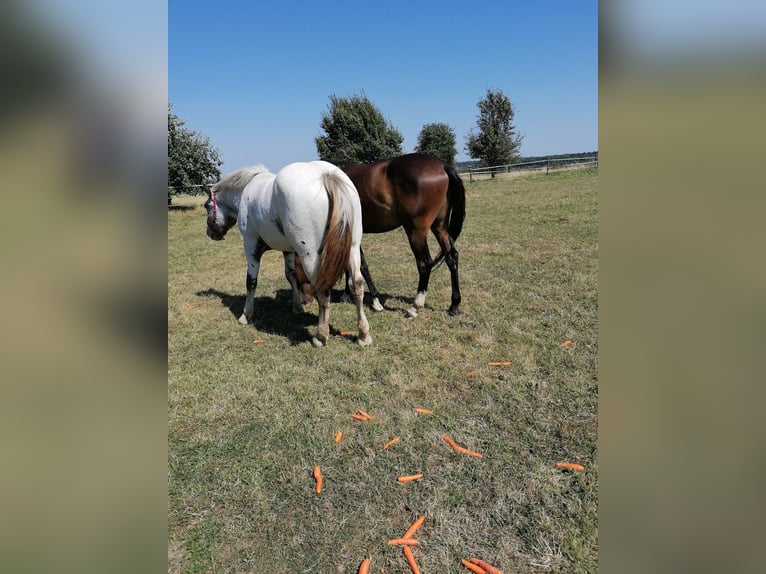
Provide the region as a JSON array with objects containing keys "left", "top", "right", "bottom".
[{"left": 213, "top": 165, "right": 269, "bottom": 193}]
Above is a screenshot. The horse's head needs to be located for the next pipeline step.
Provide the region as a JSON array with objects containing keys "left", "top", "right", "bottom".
[{"left": 204, "top": 185, "right": 237, "bottom": 241}]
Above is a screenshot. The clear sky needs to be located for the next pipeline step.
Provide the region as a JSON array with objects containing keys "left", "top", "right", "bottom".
[{"left": 169, "top": 0, "right": 598, "bottom": 172}]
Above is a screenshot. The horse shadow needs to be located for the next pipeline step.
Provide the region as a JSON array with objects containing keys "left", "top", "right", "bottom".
[{"left": 196, "top": 288, "right": 318, "bottom": 345}]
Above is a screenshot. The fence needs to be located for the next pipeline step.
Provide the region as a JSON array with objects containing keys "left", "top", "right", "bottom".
[{"left": 459, "top": 155, "right": 598, "bottom": 182}]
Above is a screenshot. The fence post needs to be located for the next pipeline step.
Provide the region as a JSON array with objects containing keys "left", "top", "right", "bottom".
[
  {"left": 546, "top": 158, "right": 550, "bottom": 175},
  {"left": 469, "top": 168, "right": 473, "bottom": 183}
]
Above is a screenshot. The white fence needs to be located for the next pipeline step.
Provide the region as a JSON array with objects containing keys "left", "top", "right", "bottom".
[{"left": 459, "top": 155, "right": 598, "bottom": 182}]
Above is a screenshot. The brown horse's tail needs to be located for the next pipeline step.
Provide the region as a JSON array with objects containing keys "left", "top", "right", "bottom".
[
  {"left": 312, "top": 171, "right": 354, "bottom": 294},
  {"left": 432, "top": 163, "right": 466, "bottom": 269},
  {"left": 444, "top": 163, "right": 466, "bottom": 241}
]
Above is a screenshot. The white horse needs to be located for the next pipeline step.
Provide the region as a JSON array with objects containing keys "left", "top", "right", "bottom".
[{"left": 204, "top": 161, "right": 372, "bottom": 347}]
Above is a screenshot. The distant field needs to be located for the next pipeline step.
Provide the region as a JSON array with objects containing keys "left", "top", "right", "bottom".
[{"left": 168, "top": 168, "right": 598, "bottom": 573}]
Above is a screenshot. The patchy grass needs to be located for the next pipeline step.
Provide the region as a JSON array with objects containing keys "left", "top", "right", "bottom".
[{"left": 168, "top": 168, "right": 598, "bottom": 573}]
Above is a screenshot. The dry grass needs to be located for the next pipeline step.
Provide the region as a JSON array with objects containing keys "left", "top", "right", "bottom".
[{"left": 168, "top": 168, "right": 597, "bottom": 573}]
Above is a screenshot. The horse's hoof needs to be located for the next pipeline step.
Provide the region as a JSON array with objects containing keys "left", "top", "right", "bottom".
[
  {"left": 448, "top": 306, "right": 461, "bottom": 316},
  {"left": 238, "top": 315, "right": 250, "bottom": 325},
  {"left": 357, "top": 335, "right": 373, "bottom": 347},
  {"left": 405, "top": 308, "right": 418, "bottom": 318},
  {"left": 371, "top": 298, "right": 384, "bottom": 312},
  {"left": 311, "top": 336, "right": 326, "bottom": 347},
  {"left": 292, "top": 304, "right": 304, "bottom": 314}
]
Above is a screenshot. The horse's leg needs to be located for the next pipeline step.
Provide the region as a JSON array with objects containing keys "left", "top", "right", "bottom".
[
  {"left": 283, "top": 252, "right": 305, "bottom": 314},
  {"left": 239, "top": 237, "right": 269, "bottom": 325},
  {"left": 311, "top": 289, "right": 331, "bottom": 347},
  {"left": 358, "top": 246, "right": 384, "bottom": 312},
  {"left": 433, "top": 228, "right": 461, "bottom": 315},
  {"left": 348, "top": 247, "right": 373, "bottom": 346},
  {"left": 404, "top": 228, "right": 433, "bottom": 318}
]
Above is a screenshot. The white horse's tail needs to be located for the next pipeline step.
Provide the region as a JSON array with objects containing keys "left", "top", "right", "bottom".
[
  {"left": 313, "top": 172, "right": 355, "bottom": 294},
  {"left": 212, "top": 165, "right": 268, "bottom": 194}
]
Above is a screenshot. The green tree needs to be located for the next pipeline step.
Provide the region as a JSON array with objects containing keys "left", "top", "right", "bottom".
[
  {"left": 414, "top": 122, "right": 457, "bottom": 165},
  {"left": 315, "top": 93, "right": 403, "bottom": 164},
  {"left": 168, "top": 104, "right": 222, "bottom": 203},
  {"left": 465, "top": 89, "right": 522, "bottom": 167}
]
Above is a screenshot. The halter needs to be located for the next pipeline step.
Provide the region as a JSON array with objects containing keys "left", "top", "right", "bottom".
[{"left": 211, "top": 189, "right": 218, "bottom": 222}]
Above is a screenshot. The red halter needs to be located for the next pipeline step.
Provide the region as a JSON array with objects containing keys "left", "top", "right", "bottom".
[{"left": 211, "top": 190, "right": 218, "bottom": 222}]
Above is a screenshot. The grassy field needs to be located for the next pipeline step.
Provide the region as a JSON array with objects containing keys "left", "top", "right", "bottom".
[{"left": 168, "top": 168, "right": 598, "bottom": 573}]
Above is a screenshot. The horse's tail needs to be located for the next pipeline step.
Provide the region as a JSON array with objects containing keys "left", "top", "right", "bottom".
[
  {"left": 432, "top": 163, "right": 466, "bottom": 269},
  {"left": 444, "top": 163, "right": 466, "bottom": 241},
  {"left": 313, "top": 171, "right": 355, "bottom": 294}
]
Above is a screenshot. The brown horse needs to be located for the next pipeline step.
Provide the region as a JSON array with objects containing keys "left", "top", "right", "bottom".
[{"left": 297, "top": 153, "right": 466, "bottom": 317}]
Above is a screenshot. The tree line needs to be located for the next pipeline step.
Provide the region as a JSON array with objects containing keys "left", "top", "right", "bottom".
[{"left": 169, "top": 89, "right": 522, "bottom": 198}]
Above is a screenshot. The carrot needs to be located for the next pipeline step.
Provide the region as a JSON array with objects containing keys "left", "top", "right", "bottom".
[
  {"left": 466, "top": 370, "right": 476, "bottom": 377},
  {"left": 340, "top": 330, "right": 354, "bottom": 336},
  {"left": 358, "top": 557, "right": 370, "bottom": 574},
  {"left": 440, "top": 434, "right": 460, "bottom": 450},
  {"left": 461, "top": 559, "right": 488, "bottom": 574},
  {"left": 386, "top": 538, "right": 419, "bottom": 546},
  {"left": 415, "top": 408, "right": 433, "bottom": 415},
  {"left": 455, "top": 447, "right": 484, "bottom": 459},
  {"left": 441, "top": 434, "right": 484, "bottom": 458},
  {"left": 313, "top": 465, "right": 323, "bottom": 494},
  {"left": 252, "top": 339, "right": 266, "bottom": 344},
  {"left": 555, "top": 461, "right": 585, "bottom": 472},
  {"left": 351, "top": 413, "right": 367, "bottom": 421},
  {"left": 469, "top": 558, "right": 503, "bottom": 574},
  {"left": 334, "top": 431, "right": 343, "bottom": 443},
  {"left": 488, "top": 361, "right": 512, "bottom": 366},
  {"left": 403, "top": 545, "right": 421, "bottom": 574},
  {"left": 402, "top": 515, "right": 425, "bottom": 539},
  {"left": 357, "top": 409, "right": 373, "bottom": 420},
  {"left": 382, "top": 437, "right": 400, "bottom": 450},
  {"left": 560, "top": 339, "right": 572, "bottom": 347},
  {"left": 397, "top": 473, "right": 423, "bottom": 483}
]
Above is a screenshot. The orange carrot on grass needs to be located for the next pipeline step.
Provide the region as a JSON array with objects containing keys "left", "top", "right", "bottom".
[
  {"left": 403, "top": 545, "right": 421, "bottom": 574},
  {"left": 466, "top": 370, "right": 477, "bottom": 377},
  {"left": 312, "top": 465, "right": 323, "bottom": 494},
  {"left": 382, "top": 437, "right": 400, "bottom": 450},
  {"left": 469, "top": 558, "right": 503, "bottom": 574},
  {"left": 340, "top": 330, "right": 354, "bottom": 336},
  {"left": 386, "top": 538, "right": 419, "bottom": 546},
  {"left": 358, "top": 557, "right": 370, "bottom": 574},
  {"left": 401, "top": 515, "right": 425, "bottom": 539},
  {"left": 560, "top": 339, "right": 572, "bottom": 347},
  {"left": 555, "top": 461, "right": 585, "bottom": 472},
  {"left": 357, "top": 409, "right": 372, "bottom": 420},
  {"left": 461, "top": 559, "right": 488, "bottom": 574},
  {"left": 397, "top": 473, "right": 423, "bottom": 483},
  {"left": 415, "top": 408, "right": 433, "bottom": 415},
  {"left": 252, "top": 339, "right": 266, "bottom": 344},
  {"left": 334, "top": 431, "right": 343, "bottom": 443},
  {"left": 351, "top": 413, "right": 367, "bottom": 421},
  {"left": 488, "top": 361, "right": 512, "bottom": 366},
  {"left": 441, "top": 434, "right": 484, "bottom": 459}
]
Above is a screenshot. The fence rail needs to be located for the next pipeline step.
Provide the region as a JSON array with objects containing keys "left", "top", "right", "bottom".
[{"left": 459, "top": 155, "right": 598, "bottom": 182}]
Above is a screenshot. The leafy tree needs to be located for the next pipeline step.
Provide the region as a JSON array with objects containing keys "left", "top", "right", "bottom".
[
  {"left": 168, "top": 104, "right": 222, "bottom": 203},
  {"left": 414, "top": 122, "right": 457, "bottom": 165},
  {"left": 315, "top": 93, "right": 403, "bottom": 164},
  {"left": 465, "top": 89, "right": 522, "bottom": 167}
]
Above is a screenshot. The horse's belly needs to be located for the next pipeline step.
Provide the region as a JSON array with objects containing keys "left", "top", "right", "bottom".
[{"left": 257, "top": 226, "right": 293, "bottom": 251}]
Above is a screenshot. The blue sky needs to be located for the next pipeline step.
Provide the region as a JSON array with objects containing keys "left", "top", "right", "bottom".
[{"left": 169, "top": 0, "right": 598, "bottom": 172}]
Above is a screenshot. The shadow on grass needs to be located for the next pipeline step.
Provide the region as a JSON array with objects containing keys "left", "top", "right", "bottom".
[{"left": 196, "top": 288, "right": 317, "bottom": 345}]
